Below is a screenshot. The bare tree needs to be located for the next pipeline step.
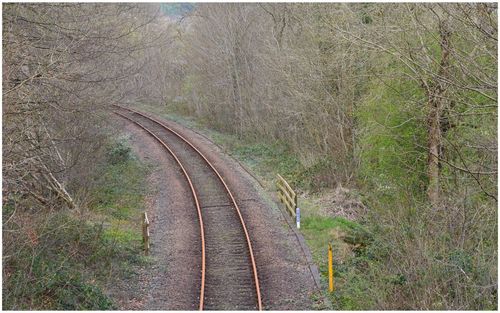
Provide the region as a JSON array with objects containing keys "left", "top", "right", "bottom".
[{"left": 3, "top": 3, "right": 163, "bottom": 211}]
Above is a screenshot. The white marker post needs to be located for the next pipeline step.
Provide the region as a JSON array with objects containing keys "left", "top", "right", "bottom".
[{"left": 296, "top": 207, "right": 300, "bottom": 229}]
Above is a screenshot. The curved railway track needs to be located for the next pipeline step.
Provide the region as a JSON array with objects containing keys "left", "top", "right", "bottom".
[{"left": 113, "top": 105, "right": 262, "bottom": 310}]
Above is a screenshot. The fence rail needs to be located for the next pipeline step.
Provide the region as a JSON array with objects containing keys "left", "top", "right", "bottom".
[{"left": 276, "top": 174, "right": 297, "bottom": 218}]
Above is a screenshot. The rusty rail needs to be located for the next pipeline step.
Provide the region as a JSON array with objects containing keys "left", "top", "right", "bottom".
[
  {"left": 114, "top": 111, "right": 206, "bottom": 309},
  {"left": 113, "top": 106, "right": 262, "bottom": 311}
]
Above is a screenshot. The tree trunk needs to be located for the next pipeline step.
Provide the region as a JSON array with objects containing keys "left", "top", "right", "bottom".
[
  {"left": 426, "top": 20, "right": 451, "bottom": 207},
  {"left": 427, "top": 92, "right": 442, "bottom": 206}
]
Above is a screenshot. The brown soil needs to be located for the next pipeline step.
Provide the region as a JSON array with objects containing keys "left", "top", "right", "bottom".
[{"left": 107, "top": 111, "right": 324, "bottom": 310}]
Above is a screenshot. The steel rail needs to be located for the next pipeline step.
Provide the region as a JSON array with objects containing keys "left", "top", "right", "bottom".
[
  {"left": 114, "top": 106, "right": 263, "bottom": 310},
  {"left": 114, "top": 111, "right": 207, "bottom": 310}
]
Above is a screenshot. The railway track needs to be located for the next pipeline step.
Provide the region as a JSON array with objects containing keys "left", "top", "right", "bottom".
[{"left": 114, "top": 105, "right": 262, "bottom": 310}]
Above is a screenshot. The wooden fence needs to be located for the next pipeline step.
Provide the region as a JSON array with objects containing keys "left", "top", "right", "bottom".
[{"left": 276, "top": 174, "right": 297, "bottom": 218}]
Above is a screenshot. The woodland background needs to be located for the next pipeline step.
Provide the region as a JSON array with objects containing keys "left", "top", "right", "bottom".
[{"left": 3, "top": 3, "right": 497, "bottom": 309}]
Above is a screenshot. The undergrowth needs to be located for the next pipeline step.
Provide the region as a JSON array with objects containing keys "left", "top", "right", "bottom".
[{"left": 3, "top": 137, "right": 150, "bottom": 309}]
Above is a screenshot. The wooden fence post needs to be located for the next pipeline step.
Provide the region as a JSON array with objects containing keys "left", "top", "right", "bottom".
[{"left": 142, "top": 212, "right": 150, "bottom": 256}]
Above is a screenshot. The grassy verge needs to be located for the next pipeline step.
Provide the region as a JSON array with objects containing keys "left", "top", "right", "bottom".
[
  {"left": 133, "top": 102, "right": 376, "bottom": 309},
  {"left": 88, "top": 135, "right": 152, "bottom": 279},
  {"left": 3, "top": 136, "right": 151, "bottom": 310}
]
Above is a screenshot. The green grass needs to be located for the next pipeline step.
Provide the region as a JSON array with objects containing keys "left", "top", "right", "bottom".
[
  {"left": 303, "top": 215, "right": 360, "bottom": 232},
  {"left": 301, "top": 214, "right": 365, "bottom": 274},
  {"left": 89, "top": 136, "right": 151, "bottom": 265},
  {"left": 92, "top": 137, "right": 150, "bottom": 220},
  {"left": 103, "top": 224, "right": 142, "bottom": 246}
]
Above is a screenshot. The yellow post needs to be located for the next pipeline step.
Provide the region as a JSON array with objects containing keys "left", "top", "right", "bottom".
[{"left": 328, "top": 243, "right": 335, "bottom": 292}]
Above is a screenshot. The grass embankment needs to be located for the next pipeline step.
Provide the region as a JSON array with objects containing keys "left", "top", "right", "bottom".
[
  {"left": 3, "top": 137, "right": 150, "bottom": 310},
  {"left": 133, "top": 102, "right": 375, "bottom": 309}
]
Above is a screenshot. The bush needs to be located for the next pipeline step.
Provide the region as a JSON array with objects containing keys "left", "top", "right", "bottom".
[
  {"left": 106, "top": 138, "right": 133, "bottom": 165},
  {"left": 3, "top": 212, "right": 117, "bottom": 309}
]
